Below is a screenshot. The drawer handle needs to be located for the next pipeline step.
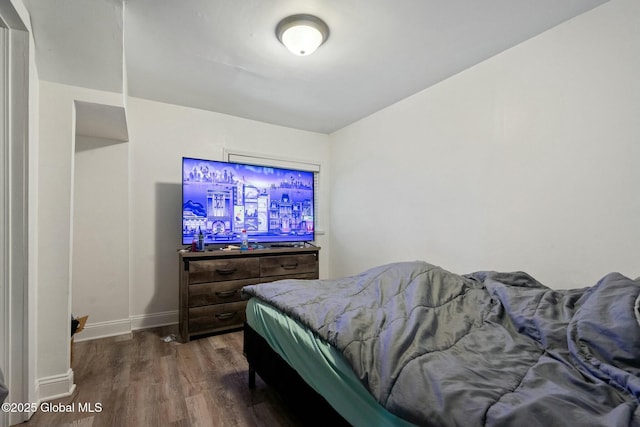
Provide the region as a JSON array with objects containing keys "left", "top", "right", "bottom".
[
  {"left": 215, "top": 290, "right": 237, "bottom": 299},
  {"left": 215, "top": 312, "right": 237, "bottom": 320},
  {"left": 281, "top": 263, "right": 298, "bottom": 270},
  {"left": 215, "top": 268, "right": 237, "bottom": 275}
]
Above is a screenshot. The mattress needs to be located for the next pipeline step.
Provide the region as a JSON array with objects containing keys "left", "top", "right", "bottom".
[{"left": 245, "top": 297, "right": 415, "bottom": 427}]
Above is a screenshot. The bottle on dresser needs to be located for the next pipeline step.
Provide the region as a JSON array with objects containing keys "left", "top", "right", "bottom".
[{"left": 241, "top": 229, "right": 248, "bottom": 250}]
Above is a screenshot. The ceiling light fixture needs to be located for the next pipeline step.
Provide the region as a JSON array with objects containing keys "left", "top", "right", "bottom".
[{"left": 276, "top": 14, "right": 329, "bottom": 56}]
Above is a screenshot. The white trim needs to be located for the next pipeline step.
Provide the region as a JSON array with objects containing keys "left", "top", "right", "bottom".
[
  {"left": 0, "top": 4, "right": 30, "bottom": 425},
  {"left": 72, "top": 311, "right": 179, "bottom": 343},
  {"left": 68, "top": 106, "right": 76, "bottom": 370},
  {"left": 130, "top": 310, "right": 178, "bottom": 331},
  {"left": 36, "top": 370, "right": 75, "bottom": 403},
  {"left": 223, "top": 148, "right": 321, "bottom": 172},
  {"left": 0, "top": 26, "right": 8, "bottom": 427},
  {"left": 72, "top": 318, "right": 131, "bottom": 342}
]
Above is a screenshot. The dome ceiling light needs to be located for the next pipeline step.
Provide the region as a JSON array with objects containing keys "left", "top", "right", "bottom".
[{"left": 276, "top": 14, "right": 329, "bottom": 56}]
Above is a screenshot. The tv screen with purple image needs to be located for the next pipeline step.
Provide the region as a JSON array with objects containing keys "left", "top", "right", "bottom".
[{"left": 182, "top": 157, "right": 315, "bottom": 246}]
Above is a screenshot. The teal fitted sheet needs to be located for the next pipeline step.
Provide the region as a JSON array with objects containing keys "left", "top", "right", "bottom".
[{"left": 246, "top": 297, "right": 415, "bottom": 427}]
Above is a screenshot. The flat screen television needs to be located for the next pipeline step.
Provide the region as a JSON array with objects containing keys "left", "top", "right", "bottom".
[{"left": 182, "top": 157, "right": 315, "bottom": 247}]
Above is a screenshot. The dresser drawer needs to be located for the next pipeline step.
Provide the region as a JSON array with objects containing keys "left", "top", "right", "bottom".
[
  {"left": 188, "top": 301, "right": 247, "bottom": 332},
  {"left": 188, "top": 278, "right": 257, "bottom": 307},
  {"left": 188, "top": 258, "right": 259, "bottom": 284},
  {"left": 179, "top": 247, "right": 320, "bottom": 342},
  {"left": 260, "top": 254, "right": 317, "bottom": 277}
]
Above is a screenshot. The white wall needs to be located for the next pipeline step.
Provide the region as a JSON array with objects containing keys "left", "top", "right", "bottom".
[
  {"left": 329, "top": 0, "right": 640, "bottom": 288},
  {"left": 127, "top": 97, "right": 331, "bottom": 323},
  {"left": 72, "top": 137, "right": 130, "bottom": 336},
  {"left": 37, "top": 81, "right": 124, "bottom": 398}
]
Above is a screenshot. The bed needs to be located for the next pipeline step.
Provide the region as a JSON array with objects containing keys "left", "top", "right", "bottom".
[{"left": 242, "top": 261, "right": 640, "bottom": 426}]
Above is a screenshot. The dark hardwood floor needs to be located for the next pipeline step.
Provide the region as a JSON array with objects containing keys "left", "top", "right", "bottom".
[{"left": 21, "top": 326, "right": 312, "bottom": 427}]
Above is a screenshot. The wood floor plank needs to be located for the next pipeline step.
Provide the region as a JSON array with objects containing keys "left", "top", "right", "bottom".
[{"left": 21, "top": 326, "right": 314, "bottom": 427}]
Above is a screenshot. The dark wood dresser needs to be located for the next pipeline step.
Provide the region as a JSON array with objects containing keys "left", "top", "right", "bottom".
[{"left": 178, "top": 246, "right": 320, "bottom": 342}]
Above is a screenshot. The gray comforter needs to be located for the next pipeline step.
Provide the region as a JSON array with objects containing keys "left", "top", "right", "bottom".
[{"left": 242, "top": 261, "right": 640, "bottom": 427}]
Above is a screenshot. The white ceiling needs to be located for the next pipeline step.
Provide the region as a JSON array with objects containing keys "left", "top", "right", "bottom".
[{"left": 23, "top": 0, "right": 608, "bottom": 134}]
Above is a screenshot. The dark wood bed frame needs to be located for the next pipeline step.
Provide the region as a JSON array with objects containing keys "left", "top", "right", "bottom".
[{"left": 243, "top": 322, "right": 350, "bottom": 425}]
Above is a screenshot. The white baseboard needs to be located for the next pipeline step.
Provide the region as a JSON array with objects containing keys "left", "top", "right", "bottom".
[
  {"left": 130, "top": 310, "right": 178, "bottom": 330},
  {"left": 37, "top": 369, "right": 76, "bottom": 402},
  {"left": 73, "top": 311, "right": 179, "bottom": 343},
  {"left": 73, "top": 318, "right": 131, "bottom": 342}
]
